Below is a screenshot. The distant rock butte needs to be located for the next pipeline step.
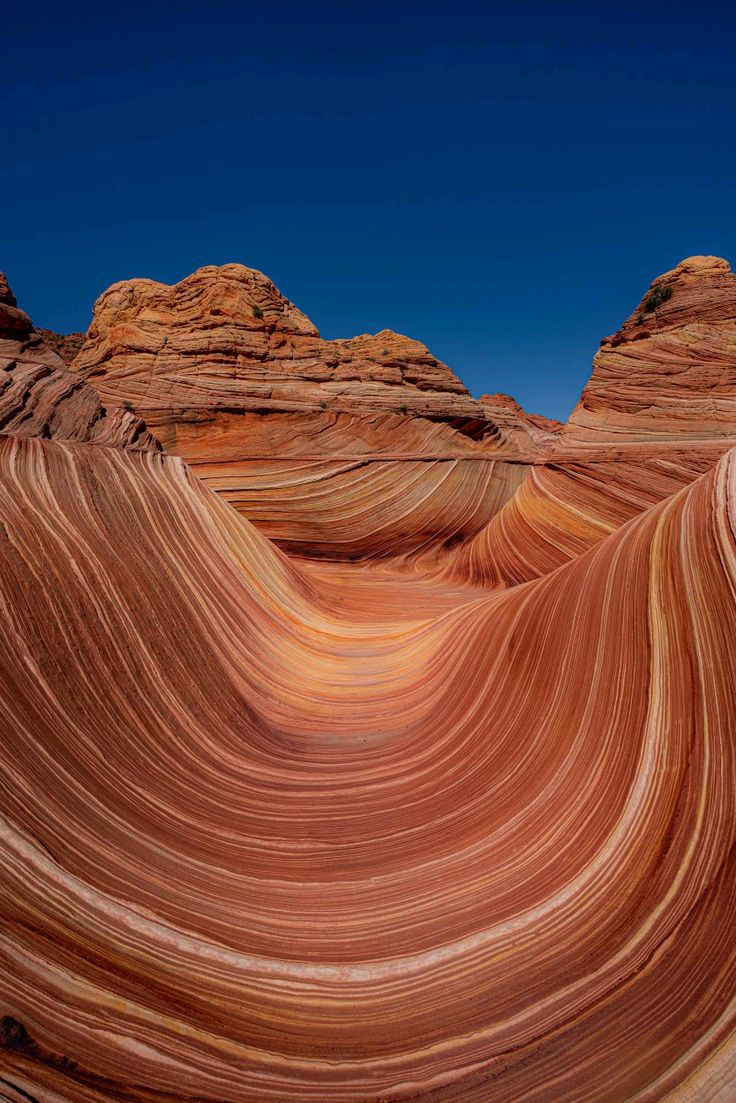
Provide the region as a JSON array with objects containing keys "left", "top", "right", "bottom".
[
  {"left": 480, "top": 392, "right": 562, "bottom": 455},
  {"left": 0, "top": 273, "right": 160, "bottom": 451},
  {"left": 35, "top": 326, "right": 85, "bottom": 365}
]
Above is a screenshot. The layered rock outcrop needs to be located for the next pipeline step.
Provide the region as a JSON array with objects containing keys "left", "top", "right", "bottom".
[
  {"left": 74, "top": 263, "right": 495, "bottom": 448},
  {"left": 563, "top": 255, "right": 736, "bottom": 447},
  {"left": 0, "top": 273, "right": 160, "bottom": 451},
  {"left": 447, "top": 256, "right": 736, "bottom": 585},
  {"left": 71, "top": 264, "right": 554, "bottom": 558},
  {"left": 35, "top": 326, "right": 85, "bottom": 365},
  {"left": 479, "top": 391, "right": 562, "bottom": 456}
]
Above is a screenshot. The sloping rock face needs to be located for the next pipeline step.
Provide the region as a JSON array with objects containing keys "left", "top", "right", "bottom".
[
  {"left": 563, "top": 255, "right": 736, "bottom": 447},
  {"left": 479, "top": 391, "right": 562, "bottom": 457},
  {"left": 447, "top": 256, "right": 736, "bottom": 585},
  {"left": 72, "top": 264, "right": 548, "bottom": 558},
  {"left": 0, "top": 274, "right": 160, "bottom": 451},
  {"left": 35, "top": 326, "right": 85, "bottom": 365},
  {"left": 2, "top": 256, "right": 736, "bottom": 1102}
]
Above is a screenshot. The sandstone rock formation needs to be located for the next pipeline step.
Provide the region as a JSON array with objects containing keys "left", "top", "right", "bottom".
[
  {"left": 1, "top": 417, "right": 736, "bottom": 1103},
  {"left": 479, "top": 391, "right": 562, "bottom": 456},
  {"left": 35, "top": 326, "right": 85, "bottom": 365},
  {"left": 71, "top": 264, "right": 552, "bottom": 558},
  {"left": 0, "top": 273, "right": 160, "bottom": 451},
  {"left": 74, "top": 263, "right": 495, "bottom": 444},
  {"left": 1, "top": 256, "right": 736, "bottom": 1102},
  {"left": 564, "top": 255, "right": 736, "bottom": 447},
  {"left": 446, "top": 256, "right": 736, "bottom": 586}
]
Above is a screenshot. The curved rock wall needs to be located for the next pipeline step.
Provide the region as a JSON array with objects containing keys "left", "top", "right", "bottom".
[{"left": 0, "top": 433, "right": 735, "bottom": 1100}]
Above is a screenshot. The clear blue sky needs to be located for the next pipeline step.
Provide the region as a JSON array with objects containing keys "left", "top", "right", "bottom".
[{"left": 4, "top": 1, "right": 735, "bottom": 420}]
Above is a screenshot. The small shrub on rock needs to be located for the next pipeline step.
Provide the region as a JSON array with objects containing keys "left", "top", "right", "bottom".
[{"left": 642, "top": 284, "right": 673, "bottom": 313}]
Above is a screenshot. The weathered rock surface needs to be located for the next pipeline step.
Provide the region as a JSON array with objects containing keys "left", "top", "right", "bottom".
[
  {"left": 479, "top": 391, "right": 562, "bottom": 456},
  {"left": 562, "top": 254, "right": 736, "bottom": 448},
  {"left": 0, "top": 273, "right": 160, "bottom": 451},
  {"left": 71, "top": 263, "right": 555, "bottom": 558},
  {"left": 447, "top": 256, "right": 736, "bottom": 585},
  {"left": 74, "top": 263, "right": 496, "bottom": 446},
  {"left": 35, "top": 326, "right": 85, "bottom": 365},
  {"left": 1, "top": 431, "right": 735, "bottom": 1102}
]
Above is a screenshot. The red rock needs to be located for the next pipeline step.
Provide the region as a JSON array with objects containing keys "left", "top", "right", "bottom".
[
  {"left": 0, "top": 273, "right": 161, "bottom": 452},
  {"left": 35, "top": 326, "right": 85, "bottom": 365},
  {"left": 74, "top": 264, "right": 492, "bottom": 438},
  {"left": 479, "top": 391, "right": 562, "bottom": 457},
  {"left": 563, "top": 255, "right": 736, "bottom": 448},
  {"left": 0, "top": 423, "right": 735, "bottom": 1102},
  {"left": 447, "top": 256, "right": 736, "bottom": 587},
  {"left": 2, "top": 256, "right": 736, "bottom": 1102},
  {"left": 73, "top": 263, "right": 550, "bottom": 559}
]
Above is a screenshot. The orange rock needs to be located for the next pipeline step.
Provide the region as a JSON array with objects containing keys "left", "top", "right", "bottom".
[
  {"left": 74, "top": 263, "right": 493, "bottom": 443},
  {"left": 35, "top": 326, "right": 85, "bottom": 365},
  {"left": 0, "top": 423, "right": 735, "bottom": 1102},
  {"left": 563, "top": 255, "right": 736, "bottom": 448},
  {"left": 479, "top": 391, "right": 562, "bottom": 458},
  {"left": 446, "top": 256, "right": 736, "bottom": 586},
  {"left": 0, "top": 273, "right": 160, "bottom": 452},
  {"left": 73, "top": 263, "right": 552, "bottom": 558}
]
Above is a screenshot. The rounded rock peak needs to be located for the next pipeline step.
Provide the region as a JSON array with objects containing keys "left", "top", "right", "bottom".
[
  {"left": 90, "top": 262, "right": 320, "bottom": 338},
  {"left": 662, "top": 255, "right": 732, "bottom": 280},
  {"left": 184, "top": 262, "right": 273, "bottom": 285}
]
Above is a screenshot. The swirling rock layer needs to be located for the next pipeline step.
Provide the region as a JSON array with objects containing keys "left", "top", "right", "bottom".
[
  {"left": 1, "top": 433, "right": 736, "bottom": 1101},
  {"left": 1, "top": 258, "right": 736, "bottom": 1101}
]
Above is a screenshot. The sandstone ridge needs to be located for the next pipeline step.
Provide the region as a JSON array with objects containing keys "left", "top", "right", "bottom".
[
  {"left": 2, "top": 254, "right": 736, "bottom": 1101},
  {"left": 69, "top": 263, "right": 554, "bottom": 558},
  {"left": 75, "top": 263, "right": 504, "bottom": 449},
  {"left": 561, "top": 254, "right": 736, "bottom": 448}
]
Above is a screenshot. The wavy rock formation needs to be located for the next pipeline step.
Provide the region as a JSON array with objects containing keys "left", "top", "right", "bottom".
[
  {"left": 1, "top": 256, "right": 736, "bottom": 1101},
  {"left": 447, "top": 256, "right": 736, "bottom": 586},
  {"left": 479, "top": 392, "right": 562, "bottom": 458},
  {"left": 1, "top": 431, "right": 736, "bottom": 1102},
  {"left": 0, "top": 274, "right": 160, "bottom": 451},
  {"left": 71, "top": 264, "right": 551, "bottom": 558}
]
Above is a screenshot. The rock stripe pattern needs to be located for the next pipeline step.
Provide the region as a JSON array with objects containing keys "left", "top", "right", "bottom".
[{"left": 0, "top": 433, "right": 735, "bottom": 1100}]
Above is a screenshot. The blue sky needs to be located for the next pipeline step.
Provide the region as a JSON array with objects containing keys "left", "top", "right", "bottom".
[{"left": 3, "top": 1, "right": 735, "bottom": 420}]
